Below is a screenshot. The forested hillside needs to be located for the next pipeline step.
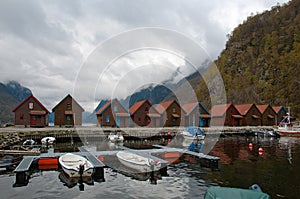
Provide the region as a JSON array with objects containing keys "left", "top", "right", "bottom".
[{"left": 197, "top": 0, "right": 300, "bottom": 119}]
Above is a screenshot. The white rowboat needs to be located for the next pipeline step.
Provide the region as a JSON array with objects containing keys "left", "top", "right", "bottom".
[
  {"left": 59, "top": 153, "right": 94, "bottom": 177},
  {"left": 116, "top": 151, "right": 161, "bottom": 173}
]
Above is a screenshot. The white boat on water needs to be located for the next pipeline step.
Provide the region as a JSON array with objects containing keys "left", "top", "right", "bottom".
[
  {"left": 41, "top": 137, "right": 56, "bottom": 145},
  {"left": 23, "top": 139, "right": 35, "bottom": 146},
  {"left": 274, "top": 109, "right": 300, "bottom": 136},
  {"left": 181, "top": 126, "right": 205, "bottom": 140},
  {"left": 108, "top": 132, "right": 124, "bottom": 142},
  {"left": 59, "top": 153, "right": 94, "bottom": 177},
  {"left": 116, "top": 151, "right": 161, "bottom": 173}
]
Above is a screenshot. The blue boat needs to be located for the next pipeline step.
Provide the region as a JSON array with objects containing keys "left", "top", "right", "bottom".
[{"left": 181, "top": 126, "right": 205, "bottom": 140}]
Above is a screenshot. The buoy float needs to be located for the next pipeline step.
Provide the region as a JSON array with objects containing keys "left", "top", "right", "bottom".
[
  {"left": 258, "top": 147, "right": 264, "bottom": 155},
  {"left": 248, "top": 143, "right": 253, "bottom": 150}
]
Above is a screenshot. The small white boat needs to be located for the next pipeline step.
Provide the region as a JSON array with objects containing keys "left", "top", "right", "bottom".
[
  {"left": 23, "top": 139, "right": 35, "bottom": 146},
  {"left": 182, "top": 126, "right": 205, "bottom": 140},
  {"left": 116, "top": 151, "right": 161, "bottom": 173},
  {"left": 59, "top": 153, "right": 94, "bottom": 177},
  {"left": 41, "top": 137, "right": 56, "bottom": 145},
  {"left": 274, "top": 109, "right": 300, "bottom": 136},
  {"left": 108, "top": 132, "right": 124, "bottom": 142}
]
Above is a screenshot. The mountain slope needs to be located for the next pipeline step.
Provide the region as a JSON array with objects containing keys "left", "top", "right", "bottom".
[
  {"left": 0, "top": 81, "right": 32, "bottom": 124},
  {"left": 196, "top": 0, "right": 300, "bottom": 119}
]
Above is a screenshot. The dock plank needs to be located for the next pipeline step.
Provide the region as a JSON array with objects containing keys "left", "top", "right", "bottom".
[{"left": 14, "top": 156, "right": 36, "bottom": 173}]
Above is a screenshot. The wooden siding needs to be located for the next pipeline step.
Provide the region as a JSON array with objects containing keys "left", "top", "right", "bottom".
[
  {"left": 211, "top": 104, "right": 242, "bottom": 126},
  {"left": 13, "top": 95, "right": 49, "bottom": 127},
  {"left": 52, "top": 95, "right": 84, "bottom": 127},
  {"left": 163, "top": 101, "right": 182, "bottom": 127},
  {"left": 260, "top": 106, "right": 276, "bottom": 126}
]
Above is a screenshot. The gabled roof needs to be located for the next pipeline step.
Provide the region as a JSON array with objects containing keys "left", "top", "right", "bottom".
[
  {"left": 129, "top": 100, "right": 151, "bottom": 115},
  {"left": 96, "top": 100, "right": 111, "bottom": 115},
  {"left": 52, "top": 94, "right": 84, "bottom": 112},
  {"left": 182, "top": 102, "right": 198, "bottom": 115},
  {"left": 96, "top": 99, "right": 128, "bottom": 116},
  {"left": 210, "top": 104, "right": 232, "bottom": 117},
  {"left": 199, "top": 101, "right": 210, "bottom": 115},
  {"left": 235, "top": 104, "right": 254, "bottom": 115},
  {"left": 256, "top": 104, "right": 271, "bottom": 114},
  {"left": 13, "top": 94, "right": 49, "bottom": 113},
  {"left": 94, "top": 100, "right": 109, "bottom": 113},
  {"left": 272, "top": 106, "right": 286, "bottom": 114},
  {"left": 155, "top": 100, "right": 178, "bottom": 114}
]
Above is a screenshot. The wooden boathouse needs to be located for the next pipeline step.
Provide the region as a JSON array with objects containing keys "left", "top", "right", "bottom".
[
  {"left": 13, "top": 94, "right": 49, "bottom": 127},
  {"left": 210, "top": 104, "right": 242, "bottom": 126},
  {"left": 182, "top": 102, "right": 211, "bottom": 127},
  {"left": 52, "top": 94, "right": 84, "bottom": 127},
  {"left": 129, "top": 100, "right": 160, "bottom": 127},
  {"left": 273, "top": 106, "right": 287, "bottom": 125},
  {"left": 257, "top": 104, "right": 276, "bottom": 126},
  {"left": 235, "top": 104, "right": 261, "bottom": 126},
  {"left": 96, "top": 99, "right": 129, "bottom": 127},
  {"left": 155, "top": 100, "right": 182, "bottom": 127}
]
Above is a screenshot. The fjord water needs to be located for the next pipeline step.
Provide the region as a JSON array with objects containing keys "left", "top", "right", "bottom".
[{"left": 1, "top": 135, "right": 300, "bottom": 199}]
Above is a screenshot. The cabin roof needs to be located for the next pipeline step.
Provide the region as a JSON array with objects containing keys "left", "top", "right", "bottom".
[
  {"left": 129, "top": 100, "right": 150, "bottom": 115},
  {"left": 155, "top": 100, "right": 181, "bottom": 114},
  {"left": 96, "top": 99, "right": 128, "bottom": 116},
  {"left": 52, "top": 94, "right": 84, "bottom": 112},
  {"left": 256, "top": 104, "right": 270, "bottom": 114},
  {"left": 210, "top": 104, "right": 232, "bottom": 117},
  {"left": 12, "top": 94, "right": 49, "bottom": 113},
  {"left": 235, "top": 104, "right": 254, "bottom": 115},
  {"left": 182, "top": 102, "right": 198, "bottom": 115},
  {"left": 272, "top": 106, "right": 286, "bottom": 114},
  {"left": 96, "top": 100, "right": 112, "bottom": 115}
]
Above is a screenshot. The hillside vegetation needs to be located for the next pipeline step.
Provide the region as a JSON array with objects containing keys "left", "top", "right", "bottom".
[{"left": 197, "top": 0, "right": 300, "bottom": 119}]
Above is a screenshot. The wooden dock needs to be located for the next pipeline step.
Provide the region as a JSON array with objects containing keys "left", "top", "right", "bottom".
[{"left": 12, "top": 142, "right": 220, "bottom": 187}]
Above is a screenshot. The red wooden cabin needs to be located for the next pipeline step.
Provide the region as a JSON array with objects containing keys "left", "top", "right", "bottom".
[{"left": 13, "top": 94, "right": 49, "bottom": 127}]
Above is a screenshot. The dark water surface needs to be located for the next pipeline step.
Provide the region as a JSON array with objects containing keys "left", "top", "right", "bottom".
[{"left": 1, "top": 135, "right": 300, "bottom": 198}]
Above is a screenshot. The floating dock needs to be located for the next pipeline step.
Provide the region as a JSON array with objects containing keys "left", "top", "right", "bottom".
[{"left": 12, "top": 143, "right": 220, "bottom": 187}]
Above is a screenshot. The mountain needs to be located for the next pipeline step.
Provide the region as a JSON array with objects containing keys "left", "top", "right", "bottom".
[
  {"left": 120, "top": 66, "right": 206, "bottom": 108},
  {"left": 196, "top": 0, "right": 300, "bottom": 119},
  {"left": 0, "top": 81, "right": 32, "bottom": 124}
]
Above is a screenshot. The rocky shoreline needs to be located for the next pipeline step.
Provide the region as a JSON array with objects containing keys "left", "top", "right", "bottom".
[{"left": 0, "top": 126, "right": 274, "bottom": 149}]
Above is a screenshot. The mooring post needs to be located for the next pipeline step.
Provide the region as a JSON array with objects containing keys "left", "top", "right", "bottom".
[
  {"left": 14, "top": 172, "right": 29, "bottom": 187},
  {"left": 93, "top": 167, "right": 105, "bottom": 182}
]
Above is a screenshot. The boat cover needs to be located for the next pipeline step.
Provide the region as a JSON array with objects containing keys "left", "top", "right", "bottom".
[
  {"left": 187, "top": 126, "right": 204, "bottom": 136},
  {"left": 204, "top": 186, "right": 270, "bottom": 199}
]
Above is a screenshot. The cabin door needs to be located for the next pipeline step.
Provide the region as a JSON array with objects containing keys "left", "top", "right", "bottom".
[
  {"left": 66, "top": 115, "right": 72, "bottom": 126},
  {"left": 30, "top": 115, "right": 37, "bottom": 126},
  {"left": 199, "top": 118, "right": 204, "bottom": 127},
  {"left": 116, "top": 117, "right": 120, "bottom": 127}
]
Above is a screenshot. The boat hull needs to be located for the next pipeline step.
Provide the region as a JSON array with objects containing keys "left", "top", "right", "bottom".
[
  {"left": 117, "top": 151, "right": 160, "bottom": 173},
  {"left": 277, "top": 130, "right": 300, "bottom": 136},
  {"left": 59, "top": 153, "right": 94, "bottom": 178}
]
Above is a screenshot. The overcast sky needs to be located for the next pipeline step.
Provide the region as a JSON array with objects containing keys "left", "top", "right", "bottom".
[{"left": 0, "top": 0, "right": 290, "bottom": 112}]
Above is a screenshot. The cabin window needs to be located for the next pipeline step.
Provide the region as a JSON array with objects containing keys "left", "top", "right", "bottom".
[
  {"left": 106, "top": 115, "right": 110, "bottom": 123},
  {"left": 29, "top": 102, "right": 33, "bottom": 110},
  {"left": 113, "top": 105, "right": 118, "bottom": 112},
  {"left": 173, "top": 108, "right": 176, "bottom": 113},
  {"left": 145, "top": 107, "right": 149, "bottom": 113},
  {"left": 67, "top": 103, "right": 71, "bottom": 110},
  {"left": 138, "top": 117, "right": 141, "bottom": 122}
]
